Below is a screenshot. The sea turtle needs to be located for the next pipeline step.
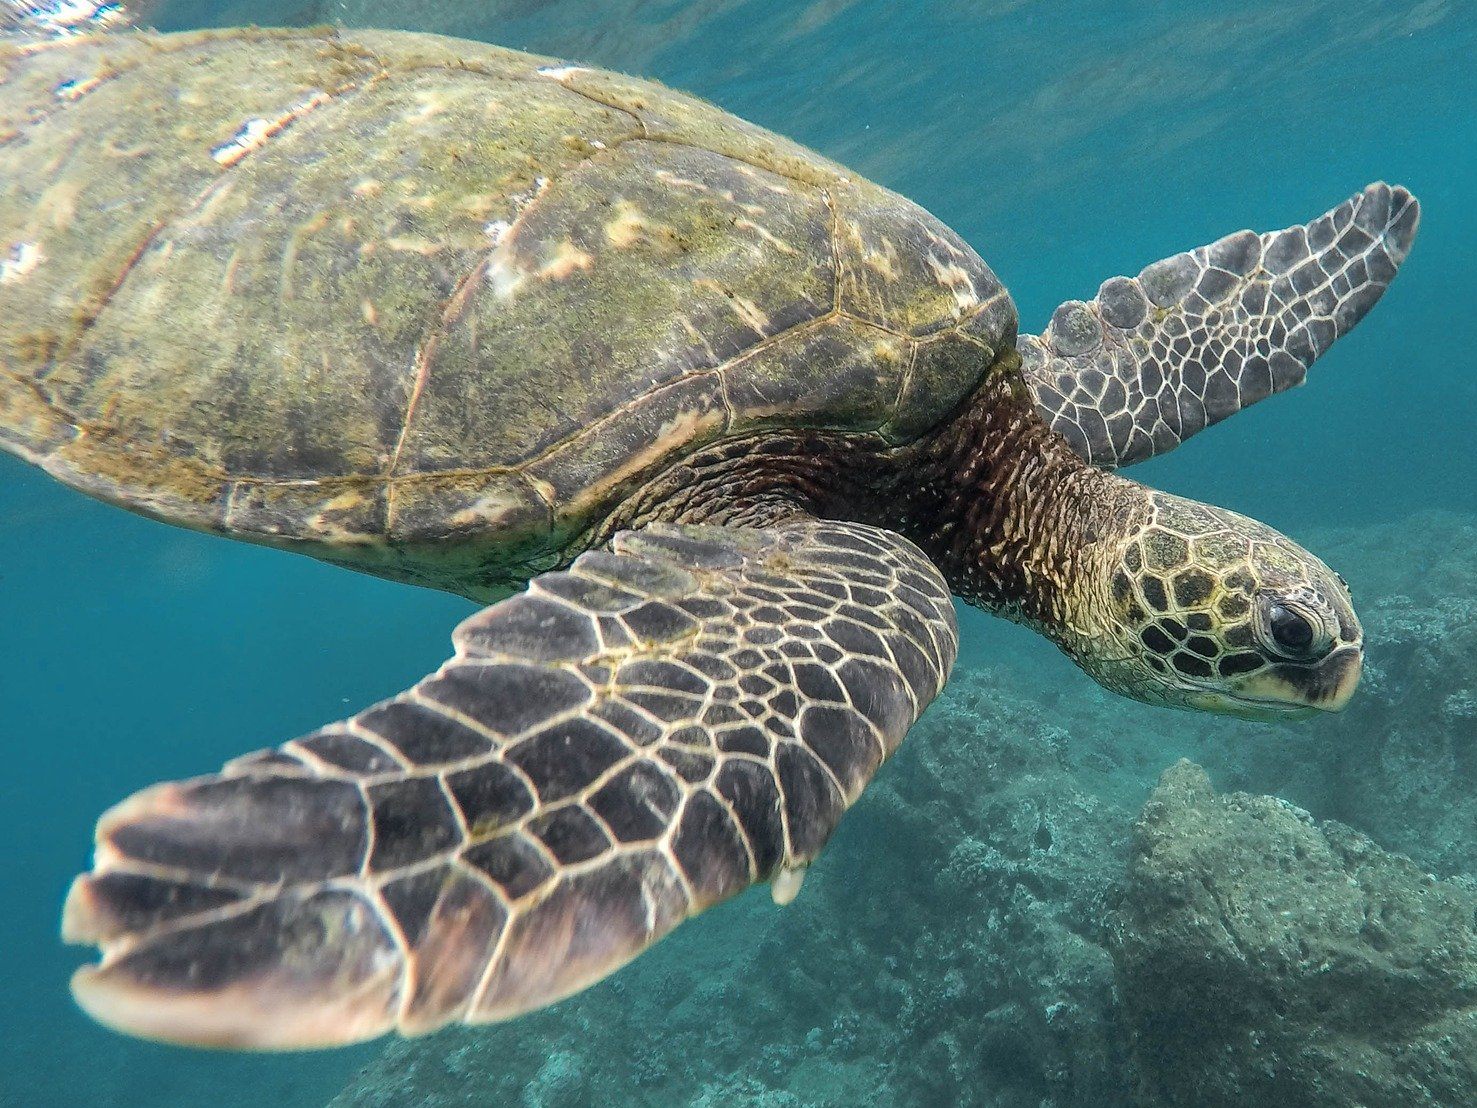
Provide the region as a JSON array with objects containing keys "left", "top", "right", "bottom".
[{"left": 0, "top": 11, "right": 1418, "bottom": 1049}]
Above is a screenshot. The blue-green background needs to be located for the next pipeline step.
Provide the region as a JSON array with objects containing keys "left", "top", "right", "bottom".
[{"left": 1, "top": 1, "right": 1472, "bottom": 1104}]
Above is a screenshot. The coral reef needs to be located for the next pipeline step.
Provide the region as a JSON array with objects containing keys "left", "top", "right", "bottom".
[
  {"left": 1113, "top": 759, "right": 1477, "bottom": 1107},
  {"left": 1311, "top": 514, "right": 1477, "bottom": 875},
  {"left": 331, "top": 512, "right": 1477, "bottom": 1106}
]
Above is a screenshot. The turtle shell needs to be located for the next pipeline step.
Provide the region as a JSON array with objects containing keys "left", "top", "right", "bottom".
[{"left": 0, "top": 27, "right": 1015, "bottom": 595}]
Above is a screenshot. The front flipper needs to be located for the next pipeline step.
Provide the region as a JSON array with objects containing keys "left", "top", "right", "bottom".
[
  {"left": 1021, "top": 182, "right": 1419, "bottom": 468},
  {"left": 63, "top": 519, "right": 957, "bottom": 1048}
]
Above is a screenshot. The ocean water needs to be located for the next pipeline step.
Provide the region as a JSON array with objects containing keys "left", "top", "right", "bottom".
[{"left": 1, "top": 2, "right": 1473, "bottom": 1105}]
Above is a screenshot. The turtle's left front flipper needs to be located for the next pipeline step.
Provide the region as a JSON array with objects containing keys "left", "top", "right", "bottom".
[
  {"left": 1022, "top": 182, "right": 1419, "bottom": 468},
  {"left": 62, "top": 519, "right": 957, "bottom": 1048}
]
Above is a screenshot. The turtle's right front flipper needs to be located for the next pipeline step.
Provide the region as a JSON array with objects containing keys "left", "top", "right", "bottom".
[
  {"left": 63, "top": 519, "right": 957, "bottom": 1048},
  {"left": 1021, "top": 182, "right": 1419, "bottom": 468}
]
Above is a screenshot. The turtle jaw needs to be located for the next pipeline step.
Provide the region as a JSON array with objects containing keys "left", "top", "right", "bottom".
[
  {"left": 1183, "top": 692, "right": 1320, "bottom": 722},
  {"left": 1238, "top": 645, "right": 1364, "bottom": 713},
  {"left": 1186, "top": 645, "right": 1364, "bottom": 720}
]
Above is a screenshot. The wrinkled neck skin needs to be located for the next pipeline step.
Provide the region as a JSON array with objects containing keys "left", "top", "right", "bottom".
[
  {"left": 613, "top": 353, "right": 1150, "bottom": 669},
  {"left": 896, "top": 359, "right": 1146, "bottom": 663},
  {"left": 609, "top": 351, "right": 1151, "bottom": 670}
]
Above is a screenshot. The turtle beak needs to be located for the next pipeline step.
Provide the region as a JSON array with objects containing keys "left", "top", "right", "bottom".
[
  {"left": 1222, "top": 645, "right": 1364, "bottom": 717},
  {"left": 1311, "top": 646, "right": 1363, "bottom": 712}
]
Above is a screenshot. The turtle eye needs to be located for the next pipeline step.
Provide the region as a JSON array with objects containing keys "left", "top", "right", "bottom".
[
  {"left": 1264, "top": 600, "right": 1326, "bottom": 659},
  {"left": 1269, "top": 604, "right": 1313, "bottom": 650}
]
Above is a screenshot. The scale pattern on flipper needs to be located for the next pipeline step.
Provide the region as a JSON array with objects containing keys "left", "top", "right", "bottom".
[
  {"left": 1020, "top": 182, "right": 1420, "bottom": 468},
  {"left": 63, "top": 519, "right": 957, "bottom": 1048}
]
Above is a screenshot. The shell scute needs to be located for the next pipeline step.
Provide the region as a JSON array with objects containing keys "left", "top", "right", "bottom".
[
  {"left": 724, "top": 317, "right": 909, "bottom": 436},
  {"left": 52, "top": 62, "right": 638, "bottom": 485},
  {"left": 833, "top": 181, "right": 1006, "bottom": 339},
  {"left": 1, "top": 31, "right": 387, "bottom": 503},
  {"left": 522, "top": 373, "right": 731, "bottom": 531},
  {"left": 543, "top": 66, "right": 851, "bottom": 189},
  {"left": 392, "top": 138, "right": 834, "bottom": 476}
]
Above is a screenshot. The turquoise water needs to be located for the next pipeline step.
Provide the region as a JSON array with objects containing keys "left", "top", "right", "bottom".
[{"left": 1, "top": 2, "right": 1473, "bottom": 1105}]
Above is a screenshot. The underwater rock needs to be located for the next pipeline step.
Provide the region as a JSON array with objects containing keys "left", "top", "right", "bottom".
[
  {"left": 1316, "top": 513, "right": 1477, "bottom": 876},
  {"left": 1162, "top": 512, "right": 1477, "bottom": 883},
  {"left": 1112, "top": 759, "right": 1477, "bottom": 1108}
]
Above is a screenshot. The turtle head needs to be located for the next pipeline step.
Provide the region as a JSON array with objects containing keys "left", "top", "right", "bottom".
[{"left": 1071, "top": 490, "right": 1363, "bottom": 720}]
